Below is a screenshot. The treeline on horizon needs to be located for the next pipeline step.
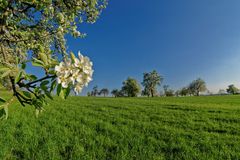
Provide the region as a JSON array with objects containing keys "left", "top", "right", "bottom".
[{"left": 87, "top": 70, "right": 240, "bottom": 98}]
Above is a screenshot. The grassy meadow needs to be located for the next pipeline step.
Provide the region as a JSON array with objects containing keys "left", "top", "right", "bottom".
[{"left": 0, "top": 94, "right": 240, "bottom": 159}]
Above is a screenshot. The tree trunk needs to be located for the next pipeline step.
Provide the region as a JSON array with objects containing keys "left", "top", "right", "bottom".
[
  {"left": 151, "top": 90, "right": 154, "bottom": 97},
  {"left": 196, "top": 91, "right": 199, "bottom": 96}
]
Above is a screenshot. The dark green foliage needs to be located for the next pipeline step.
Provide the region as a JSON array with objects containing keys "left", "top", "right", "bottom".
[
  {"left": 99, "top": 88, "right": 109, "bottom": 97},
  {"left": 121, "top": 77, "right": 141, "bottom": 97},
  {"left": 87, "top": 92, "right": 92, "bottom": 97},
  {"left": 111, "top": 89, "right": 119, "bottom": 97},
  {"left": 111, "top": 89, "right": 124, "bottom": 97},
  {"left": 226, "top": 84, "right": 239, "bottom": 95},
  {"left": 178, "top": 87, "right": 190, "bottom": 96},
  {"left": 0, "top": 95, "right": 240, "bottom": 159},
  {"left": 0, "top": 96, "right": 6, "bottom": 103}
]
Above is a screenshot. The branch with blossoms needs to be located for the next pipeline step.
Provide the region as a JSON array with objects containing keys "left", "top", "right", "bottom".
[
  {"left": 0, "top": 0, "right": 107, "bottom": 119},
  {"left": 0, "top": 51, "right": 93, "bottom": 118},
  {"left": 12, "top": 75, "right": 56, "bottom": 106}
]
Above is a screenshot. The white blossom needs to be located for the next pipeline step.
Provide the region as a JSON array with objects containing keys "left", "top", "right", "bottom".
[
  {"left": 74, "top": 84, "right": 83, "bottom": 95},
  {"left": 55, "top": 51, "right": 94, "bottom": 94}
]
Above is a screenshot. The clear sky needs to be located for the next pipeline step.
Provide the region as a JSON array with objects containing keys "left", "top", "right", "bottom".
[{"left": 66, "top": 0, "right": 240, "bottom": 94}]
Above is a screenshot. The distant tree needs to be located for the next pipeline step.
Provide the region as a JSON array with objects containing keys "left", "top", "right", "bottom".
[
  {"left": 91, "top": 86, "right": 98, "bottom": 96},
  {"left": 99, "top": 88, "right": 109, "bottom": 97},
  {"left": 188, "top": 78, "right": 207, "bottom": 96},
  {"left": 206, "top": 90, "right": 213, "bottom": 95},
  {"left": 163, "top": 85, "right": 174, "bottom": 97},
  {"left": 178, "top": 87, "right": 190, "bottom": 96},
  {"left": 163, "top": 85, "right": 169, "bottom": 93},
  {"left": 111, "top": 89, "right": 119, "bottom": 97},
  {"left": 159, "top": 90, "right": 165, "bottom": 97},
  {"left": 175, "top": 90, "right": 180, "bottom": 97},
  {"left": 141, "top": 89, "right": 149, "bottom": 97},
  {"left": 117, "top": 90, "right": 125, "bottom": 97},
  {"left": 118, "top": 90, "right": 125, "bottom": 97},
  {"left": 122, "top": 77, "right": 141, "bottom": 97},
  {"left": 142, "top": 70, "right": 163, "bottom": 97},
  {"left": 111, "top": 89, "right": 120, "bottom": 98},
  {"left": 166, "top": 90, "right": 175, "bottom": 97},
  {"left": 226, "top": 85, "right": 239, "bottom": 95},
  {"left": 97, "top": 90, "right": 101, "bottom": 96},
  {"left": 87, "top": 92, "right": 91, "bottom": 97},
  {"left": 218, "top": 89, "right": 226, "bottom": 95},
  {"left": 111, "top": 89, "right": 125, "bottom": 97}
]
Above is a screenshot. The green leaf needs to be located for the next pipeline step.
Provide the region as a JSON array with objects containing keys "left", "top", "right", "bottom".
[
  {"left": 48, "top": 70, "right": 56, "bottom": 75},
  {"left": 40, "top": 80, "right": 49, "bottom": 91},
  {"left": 26, "top": 74, "right": 37, "bottom": 81},
  {"left": 65, "top": 87, "right": 71, "bottom": 99},
  {"left": 57, "top": 84, "right": 62, "bottom": 96},
  {"left": 59, "top": 87, "right": 71, "bottom": 99},
  {"left": 32, "top": 62, "right": 44, "bottom": 67},
  {"left": 45, "top": 91, "right": 53, "bottom": 100},
  {"left": 39, "top": 52, "right": 48, "bottom": 65},
  {"left": 21, "top": 63, "right": 26, "bottom": 70},
  {"left": 0, "top": 67, "right": 10, "bottom": 73},
  {"left": 0, "top": 97, "right": 6, "bottom": 103},
  {"left": 32, "top": 58, "right": 44, "bottom": 67},
  {"left": 4, "top": 105, "right": 8, "bottom": 120},
  {"left": 22, "top": 91, "right": 32, "bottom": 99},
  {"left": 70, "top": 52, "right": 76, "bottom": 63},
  {"left": 0, "top": 108, "right": 5, "bottom": 119},
  {"left": 18, "top": 91, "right": 32, "bottom": 101},
  {"left": 41, "top": 80, "right": 49, "bottom": 87},
  {"left": 30, "top": 75, "right": 38, "bottom": 80},
  {"left": 50, "top": 80, "right": 57, "bottom": 92},
  {"left": 59, "top": 89, "right": 65, "bottom": 99},
  {"left": 34, "top": 87, "right": 40, "bottom": 94},
  {"left": 15, "top": 71, "right": 23, "bottom": 83}
]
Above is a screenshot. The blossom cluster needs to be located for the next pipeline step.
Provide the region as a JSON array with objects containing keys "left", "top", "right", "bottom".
[{"left": 55, "top": 51, "right": 93, "bottom": 94}]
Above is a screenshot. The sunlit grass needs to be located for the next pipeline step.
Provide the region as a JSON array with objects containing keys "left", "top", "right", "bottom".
[{"left": 0, "top": 95, "right": 240, "bottom": 159}]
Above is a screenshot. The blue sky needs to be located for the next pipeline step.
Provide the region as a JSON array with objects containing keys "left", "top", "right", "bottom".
[{"left": 66, "top": 0, "right": 240, "bottom": 94}]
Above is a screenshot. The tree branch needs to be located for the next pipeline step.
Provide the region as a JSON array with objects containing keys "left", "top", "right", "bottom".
[{"left": 25, "top": 75, "right": 56, "bottom": 86}]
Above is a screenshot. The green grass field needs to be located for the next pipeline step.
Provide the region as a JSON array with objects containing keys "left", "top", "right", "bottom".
[{"left": 0, "top": 94, "right": 240, "bottom": 160}]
